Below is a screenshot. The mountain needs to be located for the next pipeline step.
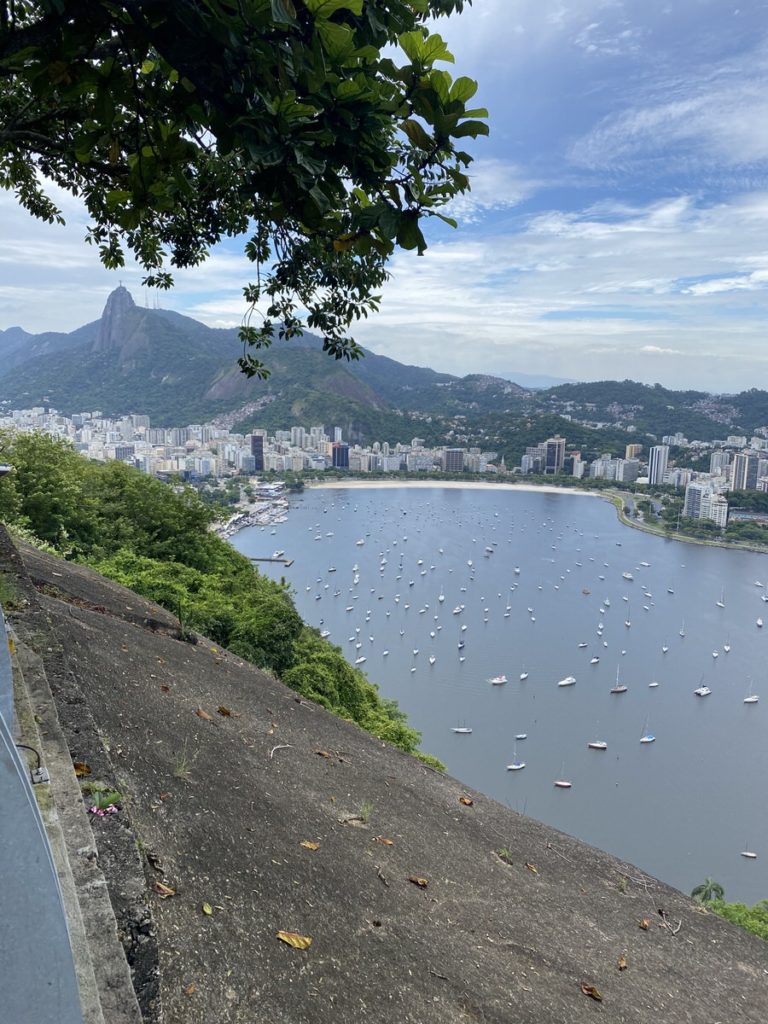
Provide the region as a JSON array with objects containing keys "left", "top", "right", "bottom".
[
  {"left": 0, "top": 287, "right": 530, "bottom": 434},
  {"left": 3, "top": 288, "right": 768, "bottom": 448}
]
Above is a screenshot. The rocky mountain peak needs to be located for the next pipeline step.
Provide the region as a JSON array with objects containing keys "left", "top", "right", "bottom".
[{"left": 93, "top": 286, "right": 136, "bottom": 351}]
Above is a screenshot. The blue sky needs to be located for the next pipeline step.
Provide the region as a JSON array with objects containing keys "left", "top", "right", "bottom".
[{"left": 3, "top": 0, "right": 768, "bottom": 392}]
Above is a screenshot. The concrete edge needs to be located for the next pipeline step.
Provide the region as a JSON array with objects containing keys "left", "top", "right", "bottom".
[{"left": 12, "top": 634, "right": 144, "bottom": 1024}]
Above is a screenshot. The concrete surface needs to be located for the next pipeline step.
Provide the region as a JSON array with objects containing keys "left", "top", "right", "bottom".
[{"left": 5, "top": 529, "right": 768, "bottom": 1023}]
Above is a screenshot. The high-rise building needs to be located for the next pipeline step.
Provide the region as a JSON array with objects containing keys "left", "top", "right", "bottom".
[
  {"left": 701, "top": 492, "right": 728, "bottom": 528},
  {"left": 731, "top": 452, "right": 759, "bottom": 491},
  {"left": 544, "top": 436, "right": 566, "bottom": 475},
  {"left": 616, "top": 458, "right": 639, "bottom": 483},
  {"left": 333, "top": 427, "right": 343, "bottom": 443},
  {"left": 683, "top": 482, "right": 706, "bottom": 518},
  {"left": 648, "top": 445, "right": 669, "bottom": 485},
  {"left": 625, "top": 443, "right": 643, "bottom": 460},
  {"left": 332, "top": 442, "right": 349, "bottom": 469},
  {"left": 443, "top": 448, "right": 465, "bottom": 473},
  {"left": 710, "top": 451, "right": 731, "bottom": 476},
  {"left": 250, "top": 431, "right": 265, "bottom": 471}
]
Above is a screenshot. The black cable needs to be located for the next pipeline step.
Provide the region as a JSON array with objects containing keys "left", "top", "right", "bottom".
[{"left": 15, "top": 742, "right": 41, "bottom": 770}]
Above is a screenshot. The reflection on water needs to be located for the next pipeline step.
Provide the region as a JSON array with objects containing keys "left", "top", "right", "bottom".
[{"left": 233, "top": 486, "right": 768, "bottom": 903}]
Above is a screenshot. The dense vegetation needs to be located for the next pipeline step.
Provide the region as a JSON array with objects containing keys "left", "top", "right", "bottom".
[
  {"left": 691, "top": 879, "right": 768, "bottom": 942},
  {"left": 0, "top": 431, "right": 439, "bottom": 765}
]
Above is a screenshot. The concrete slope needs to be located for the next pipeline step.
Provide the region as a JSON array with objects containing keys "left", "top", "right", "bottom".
[{"left": 11, "top": 539, "right": 768, "bottom": 1024}]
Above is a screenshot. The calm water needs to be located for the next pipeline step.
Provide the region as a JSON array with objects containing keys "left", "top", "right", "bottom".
[{"left": 233, "top": 485, "right": 768, "bottom": 903}]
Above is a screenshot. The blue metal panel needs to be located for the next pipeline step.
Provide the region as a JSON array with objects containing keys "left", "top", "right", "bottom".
[{"left": 0, "top": 605, "right": 85, "bottom": 1024}]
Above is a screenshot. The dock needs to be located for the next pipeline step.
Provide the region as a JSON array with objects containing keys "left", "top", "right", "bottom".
[{"left": 249, "top": 557, "right": 294, "bottom": 567}]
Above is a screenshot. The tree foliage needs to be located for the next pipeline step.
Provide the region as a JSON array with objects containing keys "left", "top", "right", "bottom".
[{"left": 0, "top": 0, "right": 486, "bottom": 376}]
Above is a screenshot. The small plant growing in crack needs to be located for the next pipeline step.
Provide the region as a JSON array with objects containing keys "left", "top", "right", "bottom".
[
  {"left": 173, "top": 741, "right": 195, "bottom": 781},
  {"left": 358, "top": 800, "right": 374, "bottom": 824}
]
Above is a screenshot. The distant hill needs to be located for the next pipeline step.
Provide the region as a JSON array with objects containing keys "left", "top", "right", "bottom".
[
  {"left": 0, "top": 287, "right": 530, "bottom": 434},
  {"left": 2, "top": 290, "right": 768, "bottom": 447}
]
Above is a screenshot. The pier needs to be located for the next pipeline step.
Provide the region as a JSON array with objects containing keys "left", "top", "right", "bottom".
[{"left": 249, "top": 557, "right": 294, "bottom": 567}]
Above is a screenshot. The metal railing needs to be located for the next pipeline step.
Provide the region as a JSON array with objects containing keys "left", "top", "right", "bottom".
[{"left": 0, "top": 604, "right": 85, "bottom": 1024}]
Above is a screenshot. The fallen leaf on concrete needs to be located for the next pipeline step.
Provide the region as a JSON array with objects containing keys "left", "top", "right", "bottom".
[
  {"left": 277, "top": 930, "right": 312, "bottom": 949},
  {"left": 217, "top": 705, "right": 240, "bottom": 717},
  {"left": 184, "top": 983, "right": 196, "bottom": 996},
  {"left": 154, "top": 881, "right": 176, "bottom": 899},
  {"left": 580, "top": 982, "right": 603, "bottom": 1001},
  {"left": 617, "top": 955, "right": 628, "bottom": 971},
  {"left": 195, "top": 709, "right": 212, "bottom": 721},
  {"left": 639, "top": 918, "right": 650, "bottom": 930},
  {"left": 315, "top": 750, "right": 332, "bottom": 758},
  {"left": 160, "top": 685, "right": 170, "bottom": 693},
  {"left": 300, "top": 840, "right": 320, "bottom": 851},
  {"left": 202, "top": 902, "right": 213, "bottom": 916},
  {"left": 459, "top": 795, "right": 474, "bottom": 806},
  {"left": 408, "top": 876, "right": 429, "bottom": 888},
  {"left": 373, "top": 836, "right": 394, "bottom": 846},
  {"left": 73, "top": 762, "right": 91, "bottom": 777},
  {"left": 525, "top": 862, "right": 538, "bottom": 875}
]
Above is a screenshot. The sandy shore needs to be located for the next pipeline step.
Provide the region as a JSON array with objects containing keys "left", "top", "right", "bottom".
[{"left": 307, "top": 479, "right": 600, "bottom": 497}]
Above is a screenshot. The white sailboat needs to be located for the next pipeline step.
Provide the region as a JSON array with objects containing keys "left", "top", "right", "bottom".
[
  {"left": 506, "top": 743, "right": 526, "bottom": 771},
  {"left": 640, "top": 717, "right": 655, "bottom": 743},
  {"left": 558, "top": 675, "right": 576, "bottom": 687},
  {"left": 519, "top": 669, "right": 529, "bottom": 681},
  {"left": 741, "top": 845, "right": 758, "bottom": 859},
  {"left": 679, "top": 619, "right": 686, "bottom": 637},
  {"left": 452, "top": 724, "right": 472, "bottom": 734},
  {"left": 610, "top": 665, "right": 627, "bottom": 694},
  {"left": 716, "top": 588, "right": 725, "bottom": 608},
  {"left": 744, "top": 680, "right": 759, "bottom": 704},
  {"left": 587, "top": 740, "right": 607, "bottom": 751}
]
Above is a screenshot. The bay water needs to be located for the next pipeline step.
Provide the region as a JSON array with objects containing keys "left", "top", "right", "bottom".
[{"left": 232, "top": 484, "right": 768, "bottom": 903}]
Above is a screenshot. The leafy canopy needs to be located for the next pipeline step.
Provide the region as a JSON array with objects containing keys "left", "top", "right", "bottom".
[{"left": 0, "top": 0, "right": 486, "bottom": 376}]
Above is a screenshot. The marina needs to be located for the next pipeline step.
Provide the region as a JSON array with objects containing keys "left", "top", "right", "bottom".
[{"left": 233, "top": 484, "right": 768, "bottom": 903}]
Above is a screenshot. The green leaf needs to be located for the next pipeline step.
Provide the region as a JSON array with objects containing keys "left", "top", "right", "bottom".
[
  {"left": 271, "top": 0, "right": 297, "bottom": 23},
  {"left": 317, "top": 21, "right": 356, "bottom": 61},
  {"left": 401, "top": 119, "right": 433, "bottom": 150},
  {"left": 140, "top": 59, "right": 156, "bottom": 74},
  {"left": 396, "top": 212, "right": 427, "bottom": 253},
  {"left": 449, "top": 76, "right": 478, "bottom": 104},
  {"left": 304, "top": 0, "right": 363, "bottom": 17},
  {"left": 451, "top": 120, "right": 490, "bottom": 140}
]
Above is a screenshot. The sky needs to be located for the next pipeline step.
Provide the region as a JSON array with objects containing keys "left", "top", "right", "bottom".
[{"left": 3, "top": 1, "right": 768, "bottom": 392}]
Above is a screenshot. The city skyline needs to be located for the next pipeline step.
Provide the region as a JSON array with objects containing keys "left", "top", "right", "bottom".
[{"left": 3, "top": 3, "right": 768, "bottom": 392}]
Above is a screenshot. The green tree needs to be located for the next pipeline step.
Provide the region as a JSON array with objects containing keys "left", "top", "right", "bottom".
[
  {"left": 691, "top": 878, "right": 726, "bottom": 904},
  {"left": 0, "top": 1, "right": 486, "bottom": 376}
]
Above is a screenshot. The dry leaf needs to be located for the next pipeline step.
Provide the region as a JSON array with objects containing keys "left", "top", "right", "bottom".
[
  {"left": 373, "top": 836, "right": 394, "bottom": 846},
  {"left": 525, "top": 862, "right": 539, "bottom": 875},
  {"left": 201, "top": 902, "right": 213, "bottom": 916},
  {"left": 459, "top": 795, "right": 474, "bottom": 806},
  {"left": 195, "top": 708, "right": 212, "bottom": 721},
  {"left": 277, "top": 930, "right": 312, "bottom": 950},
  {"left": 217, "top": 705, "right": 239, "bottom": 717},
  {"left": 184, "top": 983, "right": 197, "bottom": 996},
  {"left": 300, "top": 840, "right": 320, "bottom": 851},
  {"left": 408, "top": 876, "right": 429, "bottom": 888},
  {"left": 73, "top": 761, "right": 91, "bottom": 777},
  {"left": 154, "top": 881, "right": 176, "bottom": 899},
  {"left": 580, "top": 982, "right": 603, "bottom": 1002},
  {"left": 159, "top": 791, "right": 171, "bottom": 801},
  {"left": 639, "top": 918, "right": 650, "bottom": 930},
  {"left": 316, "top": 750, "right": 332, "bottom": 758},
  {"left": 617, "top": 955, "right": 628, "bottom": 971},
  {"left": 160, "top": 685, "right": 170, "bottom": 693}
]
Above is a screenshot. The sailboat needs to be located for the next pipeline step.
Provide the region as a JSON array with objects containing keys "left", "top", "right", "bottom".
[
  {"left": 451, "top": 723, "right": 472, "bottom": 734},
  {"left": 640, "top": 717, "right": 655, "bottom": 743},
  {"left": 519, "top": 668, "right": 529, "bottom": 681},
  {"left": 506, "top": 743, "right": 526, "bottom": 771},
  {"left": 610, "top": 665, "right": 628, "bottom": 694},
  {"left": 724, "top": 638, "right": 731, "bottom": 653},
  {"left": 744, "top": 680, "right": 759, "bottom": 704},
  {"left": 661, "top": 641, "right": 669, "bottom": 653},
  {"left": 587, "top": 739, "right": 607, "bottom": 751},
  {"left": 741, "top": 845, "right": 758, "bottom": 859},
  {"left": 679, "top": 619, "right": 686, "bottom": 637},
  {"left": 716, "top": 588, "right": 725, "bottom": 608},
  {"left": 438, "top": 587, "right": 445, "bottom": 604}
]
